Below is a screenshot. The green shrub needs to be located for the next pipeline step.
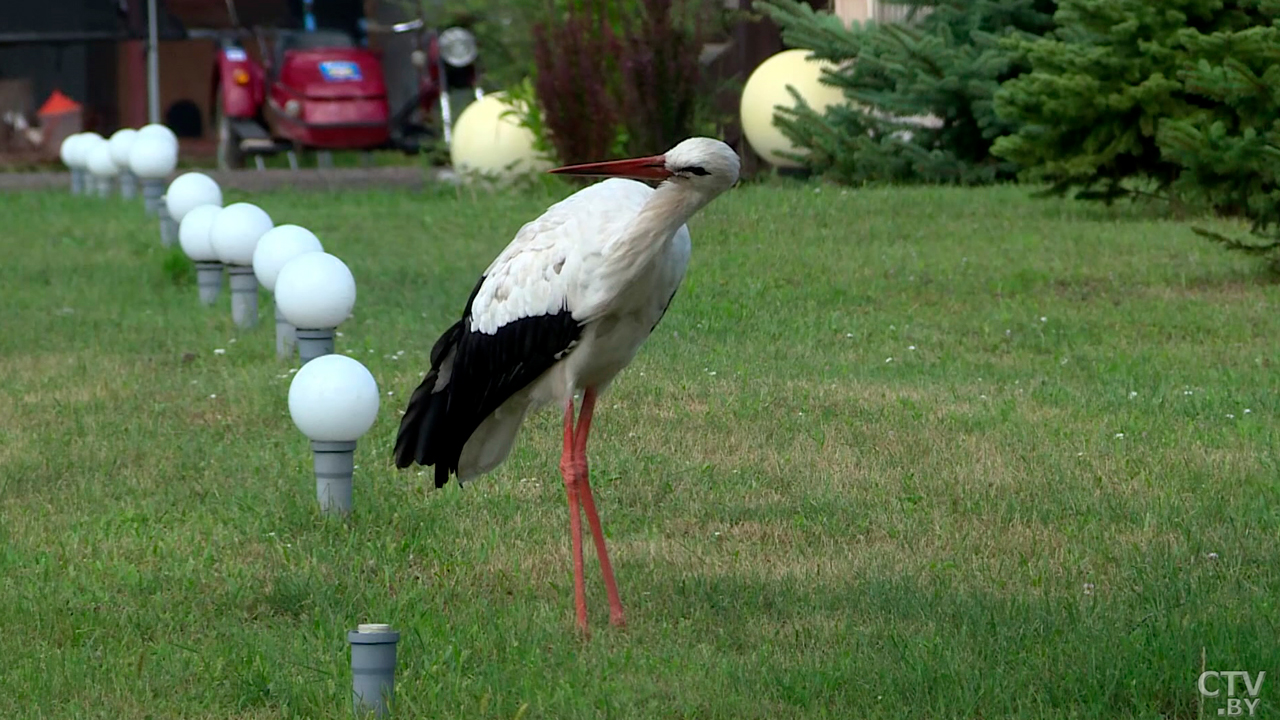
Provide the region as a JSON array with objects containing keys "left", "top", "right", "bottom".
[
  {"left": 530, "top": 0, "right": 628, "bottom": 165},
  {"left": 755, "top": 0, "right": 1056, "bottom": 185},
  {"left": 492, "top": 0, "right": 730, "bottom": 165},
  {"left": 1157, "top": 11, "right": 1280, "bottom": 266},
  {"left": 991, "top": 0, "right": 1273, "bottom": 204}
]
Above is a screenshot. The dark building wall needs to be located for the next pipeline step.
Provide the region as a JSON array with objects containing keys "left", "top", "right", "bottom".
[{"left": 0, "top": 0, "right": 124, "bottom": 38}]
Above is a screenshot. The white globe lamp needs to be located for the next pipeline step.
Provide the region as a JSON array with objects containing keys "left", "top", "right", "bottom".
[
  {"left": 740, "top": 48, "right": 847, "bottom": 169},
  {"left": 129, "top": 133, "right": 179, "bottom": 216},
  {"left": 58, "top": 133, "right": 77, "bottom": 166},
  {"left": 136, "top": 123, "right": 179, "bottom": 151},
  {"left": 86, "top": 141, "right": 117, "bottom": 175},
  {"left": 179, "top": 204, "right": 225, "bottom": 306},
  {"left": 287, "top": 353, "right": 380, "bottom": 515},
  {"left": 449, "top": 92, "right": 552, "bottom": 183},
  {"left": 107, "top": 128, "right": 140, "bottom": 199},
  {"left": 61, "top": 133, "right": 88, "bottom": 195},
  {"left": 163, "top": 172, "right": 222, "bottom": 251},
  {"left": 209, "top": 202, "right": 274, "bottom": 329},
  {"left": 75, "top": 133, "right": 105, "bottom": 195},
  {"left": 73, "top": 132, "right": 105, "bottom": 166},
  {"left": 86, "top": 141, "right": 119, "bottom": 198},
  {"left": 165, "top": 172, "right": 223, "bottom": 222},
  {"left": 275, "top": 252, "right": 356, "bottom": 364},
  {"left": 252, "top": 225, "right": 324, "bottom": 359},
  {"left": 107, "top": 128, "right": 138, "bottom": 166}
]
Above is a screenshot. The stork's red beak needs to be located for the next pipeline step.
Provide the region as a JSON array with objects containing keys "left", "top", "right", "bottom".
[{"left": 547, "top": 154, "right": 671, "bottom": 180}]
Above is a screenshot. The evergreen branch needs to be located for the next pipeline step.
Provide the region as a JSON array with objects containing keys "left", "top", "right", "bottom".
[{"left": 1190, "top": 226, "right": 1280, "bottom": 255}]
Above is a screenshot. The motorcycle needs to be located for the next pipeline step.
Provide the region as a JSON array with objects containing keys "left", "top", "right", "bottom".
[{"left": 373, "top": 16, "right": 484, "bottom": 151}]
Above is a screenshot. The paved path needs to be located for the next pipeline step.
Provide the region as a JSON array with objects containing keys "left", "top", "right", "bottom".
[{"left": 0, "top": 166, "right": 457, "bottom": 193}]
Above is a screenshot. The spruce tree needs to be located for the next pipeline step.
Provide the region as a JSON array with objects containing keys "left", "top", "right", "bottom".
[
  {"left": 1157, "top": 6, "right": 1280, "bottom": 263},
  {"left": 754, "top": 0, "right": 1056, "bottom": 185},
  {"left": 992, "top": 0, "right": 1273, "bottom": 203}
]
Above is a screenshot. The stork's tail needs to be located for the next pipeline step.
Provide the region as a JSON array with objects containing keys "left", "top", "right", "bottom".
[{"left": 393, "top": 322, "right": 462, "bottom": 488}]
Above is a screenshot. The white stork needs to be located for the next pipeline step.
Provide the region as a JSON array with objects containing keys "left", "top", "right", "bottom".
[{"left": 394, "top": 137, "right": 741, "bottom": 634}]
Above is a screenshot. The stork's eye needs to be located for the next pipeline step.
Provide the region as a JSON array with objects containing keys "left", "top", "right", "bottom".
[{"left": 677, "top": 166, "right": 710, "bottom": 176}]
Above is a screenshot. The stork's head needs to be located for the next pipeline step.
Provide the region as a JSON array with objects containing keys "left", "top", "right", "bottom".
[{"left": 548, "top": 137, "right": 741, "bottom": 196}]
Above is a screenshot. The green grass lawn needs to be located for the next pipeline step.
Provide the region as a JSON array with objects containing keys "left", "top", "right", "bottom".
[{"left": 0, "top": 180, "right": 1276, "bottom": 719}]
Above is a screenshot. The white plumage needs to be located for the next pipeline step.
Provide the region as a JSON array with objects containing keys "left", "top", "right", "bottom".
[
  {"left": 395, "top": 137, "right": 741, "bottom": 634},
  {"left": 454, "top": 178, "right": 694, "bottom": 480},
  {"left": 469, "top": 178, "right": 673, "bottom": 335}
]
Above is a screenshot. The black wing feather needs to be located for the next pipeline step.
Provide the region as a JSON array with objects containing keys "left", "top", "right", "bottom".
[{"left": 393, "top": 274, "right": 583, "bottom": 487}]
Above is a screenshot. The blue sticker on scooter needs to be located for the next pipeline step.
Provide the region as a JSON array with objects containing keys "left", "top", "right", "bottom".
[{"left": 319, "top": 60, "right": 362, "bottom": 81}]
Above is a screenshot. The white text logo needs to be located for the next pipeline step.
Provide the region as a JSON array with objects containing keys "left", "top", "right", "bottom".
[{"left": 1199, "top": 671, "right": 1266, "bottom": 716}]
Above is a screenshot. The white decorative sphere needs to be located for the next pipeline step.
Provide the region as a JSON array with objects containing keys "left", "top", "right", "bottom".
[
  {"left": 209, "top": 202, "right": 273, "bottom": 266},
  {"left": 275, "top": 252, "right": 356, "bottom": 329},
  {"left": 107, "top": 128, "right": 138, "bottom": 168},
  {"left": 73, "top": 133, "right": 103, "bottom": 170},
  {"left": 136, "top": 123, "right": 179, "bottom": 151},
  {"left": 128, "top": 135, "right": 179, "bottom": 178},
  {"left": 178, "top": 204, "right": 223, "bottom": 262},
  {"left": 86, "top": 142, "right": 118, "bottom": 177},
  {"left": 252, "top": 225, "right": 324, "bottom": 292},
  {"left": 740, "top": 49, "right": 846, "bottom": 168},
  {"left": 59, "top": 133, "right": 81, "bottom": 166},
  {"left": 165, "top": 172, "right": 223, "bottom": 222},
  {"left": 69, "top": 132, "right": 103, "bottom": 169},
  {"left": 70, "top": 133, "right": 97, "bottom": 168},
  {"left": 449, "top": 91, "right": 552, "bottom": 180},
  {"left": 288, "top": 354, "right": 380, "bottom": 442}
]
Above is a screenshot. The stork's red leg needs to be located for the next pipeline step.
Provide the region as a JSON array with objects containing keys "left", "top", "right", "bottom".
[
  {"left": 560, "top": 400, "right": 588, "bottom": 635},
  {"left": 574, "top": 387, "right": 627, "bottom": 628}
]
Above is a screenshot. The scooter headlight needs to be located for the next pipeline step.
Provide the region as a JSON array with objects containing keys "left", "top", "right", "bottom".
[
  {"left": 438, "top": 27, "right": 477, "bottom": 68},
  {"left": 284, "top": 99, "right": 302, "bottom": 117}
]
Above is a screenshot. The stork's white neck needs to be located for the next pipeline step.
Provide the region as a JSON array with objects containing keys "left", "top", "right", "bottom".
[{"left": 638, "top": 179, "right": 722, "bottom": 239}]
